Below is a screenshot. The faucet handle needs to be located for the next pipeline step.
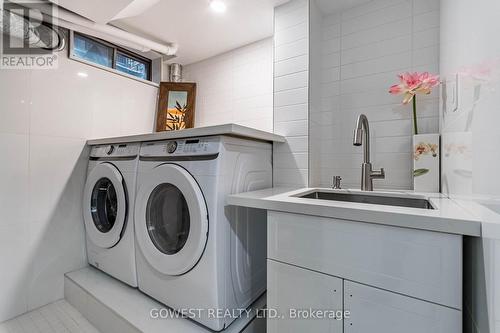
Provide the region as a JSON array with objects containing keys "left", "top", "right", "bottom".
[
  {"left": 372, "top": 168, "right": 385, "bottom": 179},
  {"left": 332, "top": 176, "right": 342, "bottom": 189}
]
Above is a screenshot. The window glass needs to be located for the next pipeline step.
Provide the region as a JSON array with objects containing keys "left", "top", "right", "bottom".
[
  {"left": 73, "top": 33, "right": 113, "bottom": 68},
  {"left": 116, "top": 51, "right": 150, "bottom": 80},
  {"left": 71, "top": 32, "right": 153, "bottom": 82}
]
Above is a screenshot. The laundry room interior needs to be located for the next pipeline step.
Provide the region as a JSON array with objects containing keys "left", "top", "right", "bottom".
[{"left": 1, "top": 0, "right": 500, "bottom": 332}]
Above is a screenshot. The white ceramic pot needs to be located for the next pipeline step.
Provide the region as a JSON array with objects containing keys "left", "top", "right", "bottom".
[{"left": 413, "top": 134, "right": 440, "bottom": 192}]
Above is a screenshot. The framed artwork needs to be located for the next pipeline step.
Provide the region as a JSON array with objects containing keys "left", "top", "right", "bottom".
[{"left": 155, "top": 82, "right": 196, "bottom": 132}]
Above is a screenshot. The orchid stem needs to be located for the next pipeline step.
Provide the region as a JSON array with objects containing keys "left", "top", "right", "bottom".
[{"left": 412, "top": 96, "right": 418, "bottom": 135}]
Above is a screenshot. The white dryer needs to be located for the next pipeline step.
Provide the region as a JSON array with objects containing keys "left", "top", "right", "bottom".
[
  {"left": 83, "top": 143, "right": 139, "bottom": 287},
  {"left": 134, "top": 135, "right": 271, "bottom": 331}
]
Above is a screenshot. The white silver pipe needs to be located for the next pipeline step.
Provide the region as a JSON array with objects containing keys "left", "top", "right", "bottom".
[
  {"left": 18, "top": 2, "right": 178, "bottom": 56},
  {"left": 169, "top": 63, "right": 182, "bottom": 82}
]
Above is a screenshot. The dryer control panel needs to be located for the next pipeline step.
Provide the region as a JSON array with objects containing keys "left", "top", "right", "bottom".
[
  {"left": 90, "top": 143, "right": 140, "bottom": 158},
  {"left": 140, "top": 137, "right": 221, "bottom": 157}
]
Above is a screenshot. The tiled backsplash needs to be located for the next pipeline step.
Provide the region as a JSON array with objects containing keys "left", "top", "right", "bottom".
[
  {"left": 309, "top": 0, "right": 440, "bottom": 190},
  {"left": 273, "top": 0, "right": 309, "bottom": 187},
  {"left": 183, "top": 38, "right": 274, "bottom": 133}
]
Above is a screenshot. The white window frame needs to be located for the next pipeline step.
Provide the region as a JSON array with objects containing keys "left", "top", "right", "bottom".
[{"left": 68, "top": 30, "right": 160, "bottom": 87}]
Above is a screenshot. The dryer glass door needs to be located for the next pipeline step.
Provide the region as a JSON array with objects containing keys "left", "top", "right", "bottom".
[
  {"left": 135, "top": 163, "right": 208, "bottom": 276},
  {"left": 146, "top": 183, "right": 190, "bottom": 255}
]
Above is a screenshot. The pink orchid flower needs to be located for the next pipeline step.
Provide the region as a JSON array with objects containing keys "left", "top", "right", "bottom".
[
  {"left": 389, "top": 72, "right": 440, "bottom": 135},
  {"left": 389, "top": 72, "right": 440, "bottom": 104}
]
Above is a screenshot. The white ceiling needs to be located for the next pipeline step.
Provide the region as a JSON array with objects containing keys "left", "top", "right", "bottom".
[
  {"left": 314, "top": 0, "right": 373, "bottom": 15},
  {"left": 52, "top": 0, "right": 373, "bottom": 65},
  {"left": 110, "top": 0, "right": 289, "bottom": 65},
  {"left": 48, "top": 0, "right": 147, "bottom": 24}
]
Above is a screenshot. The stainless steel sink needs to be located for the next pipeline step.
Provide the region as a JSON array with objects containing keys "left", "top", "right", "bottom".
[{"left": 299, "top": 191, "right": 434, "bottom": 209}]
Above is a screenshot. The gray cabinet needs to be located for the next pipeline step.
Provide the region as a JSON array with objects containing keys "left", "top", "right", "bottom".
[
  {"left": 267, "top": 260, "right": 343, "bottom": 333},
  {"left": 344, "top": 281, "right": 462, "bottom": 333},
  {"left": 268, "top": 211, "right": 462, "bottom": 309},
  {"left": 267, "top": 211, "right": 463, "bottom": 333}
]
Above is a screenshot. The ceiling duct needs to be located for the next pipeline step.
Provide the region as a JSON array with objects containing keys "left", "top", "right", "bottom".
[
  {"left": 169, "top": 63, "right": 182, "bottom": 82},
  {"left": 16, "top": 1, "right": 177, "bottom": 57}
]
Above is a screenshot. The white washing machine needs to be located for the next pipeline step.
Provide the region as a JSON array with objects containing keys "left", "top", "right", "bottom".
[
  {"left": 134, "top": 135, "right": 271, "bottom": 331},
  {"left": 83, "top": 143, "right": 139, "bottom": 287}
]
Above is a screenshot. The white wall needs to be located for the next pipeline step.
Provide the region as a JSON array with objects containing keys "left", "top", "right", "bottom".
[
  {"left": 184, "top": 2, "right": 309, "bottom": 188},
  {"left": 309, "top": 0, "right": 440, "bottom": 189},
  {"left": 273, "top": 0, "right": 310, "bottom": 187},
  {"left": 183, "top": 38, "right": 273, "bottom": 133},
  {"left": 440, "top": 0, "right": 500, "bottom": 200},
  {"left": 308, "top": 0, "right": 323, "bottom": 187},
  {"left": 0, "top": 41, "right": 157, "bottom": 322},
  {"left": 440, "top": 1, "right": 500, "bottom": 332}
]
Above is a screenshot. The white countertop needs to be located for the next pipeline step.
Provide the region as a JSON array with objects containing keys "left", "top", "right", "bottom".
[
  {"left": 227, "top": 187, "right": 489, "bottom": 237},
  {"left": 87, "top": 124, "right": 286, "bottom": 145},
  {"left": 453, "top": 198, "right": 500, "bottom": 239}
]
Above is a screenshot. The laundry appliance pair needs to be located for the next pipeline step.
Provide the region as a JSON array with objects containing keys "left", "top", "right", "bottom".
[{"left": 83, "top": 135, "right": 271, "bottom": 331}]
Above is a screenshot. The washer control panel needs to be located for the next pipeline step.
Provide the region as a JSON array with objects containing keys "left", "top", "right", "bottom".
[
  {"left": 140, "top": 137, "right": 221, "bottom": 157},
  {"left": 90, "top": 143, "right": 140, "bottom": 158}
]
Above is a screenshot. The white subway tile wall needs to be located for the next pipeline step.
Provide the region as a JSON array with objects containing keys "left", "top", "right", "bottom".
[
  {"left": 273, "top": 0, "right": 309, "bottom": 187},
  {"left": 0, "top": 48, "right": 157, "bottom": 322},
  {"left": 309, "top": 0, "right": 440, "bottom": 189},
  {"left": 183, "top": 38, "right": 274, "bottom": 133},
  {"left": 309, "top": 0, "right": 323, "bottom": 186}
]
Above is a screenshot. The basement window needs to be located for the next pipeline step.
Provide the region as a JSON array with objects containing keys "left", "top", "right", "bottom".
[
  {"left": 115, "top": 51, "right": 150, "bottom": 81},
  {"left": 70, "top": 31, "right": 152, "bottom": 82}
]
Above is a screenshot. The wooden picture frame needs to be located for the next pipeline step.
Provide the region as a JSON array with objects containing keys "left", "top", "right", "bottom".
[{"left": 155, "top": 82, "right": 196, "bottom": 132}]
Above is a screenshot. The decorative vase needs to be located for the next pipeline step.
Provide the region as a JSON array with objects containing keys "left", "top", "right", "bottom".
[{"left": 413, "top": 134, "right": 440, "bottom": 192}]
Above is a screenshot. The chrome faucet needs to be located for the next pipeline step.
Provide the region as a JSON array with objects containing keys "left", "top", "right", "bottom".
[{"left": 353, "top": 114, "right": 385, "bottom": 191}]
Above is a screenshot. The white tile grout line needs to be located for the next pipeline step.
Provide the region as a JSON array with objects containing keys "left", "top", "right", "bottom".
[{"left": 0, "top": 301, "right": 100, "bottom": 333}]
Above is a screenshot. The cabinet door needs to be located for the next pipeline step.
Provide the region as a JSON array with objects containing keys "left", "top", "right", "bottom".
[
  {"left": 268, "top": 211, "right": 462, "bottom": 309},
  {"left": 344, "top": 281, "right": 462, "bottom": 333},
  {"left": 267, "top": 260, "right": 343, "bottom": 333}
]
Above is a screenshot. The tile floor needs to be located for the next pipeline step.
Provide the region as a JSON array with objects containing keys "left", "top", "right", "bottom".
[{"left": 0, "top": 300, "right": 100, "bottom": 333}]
